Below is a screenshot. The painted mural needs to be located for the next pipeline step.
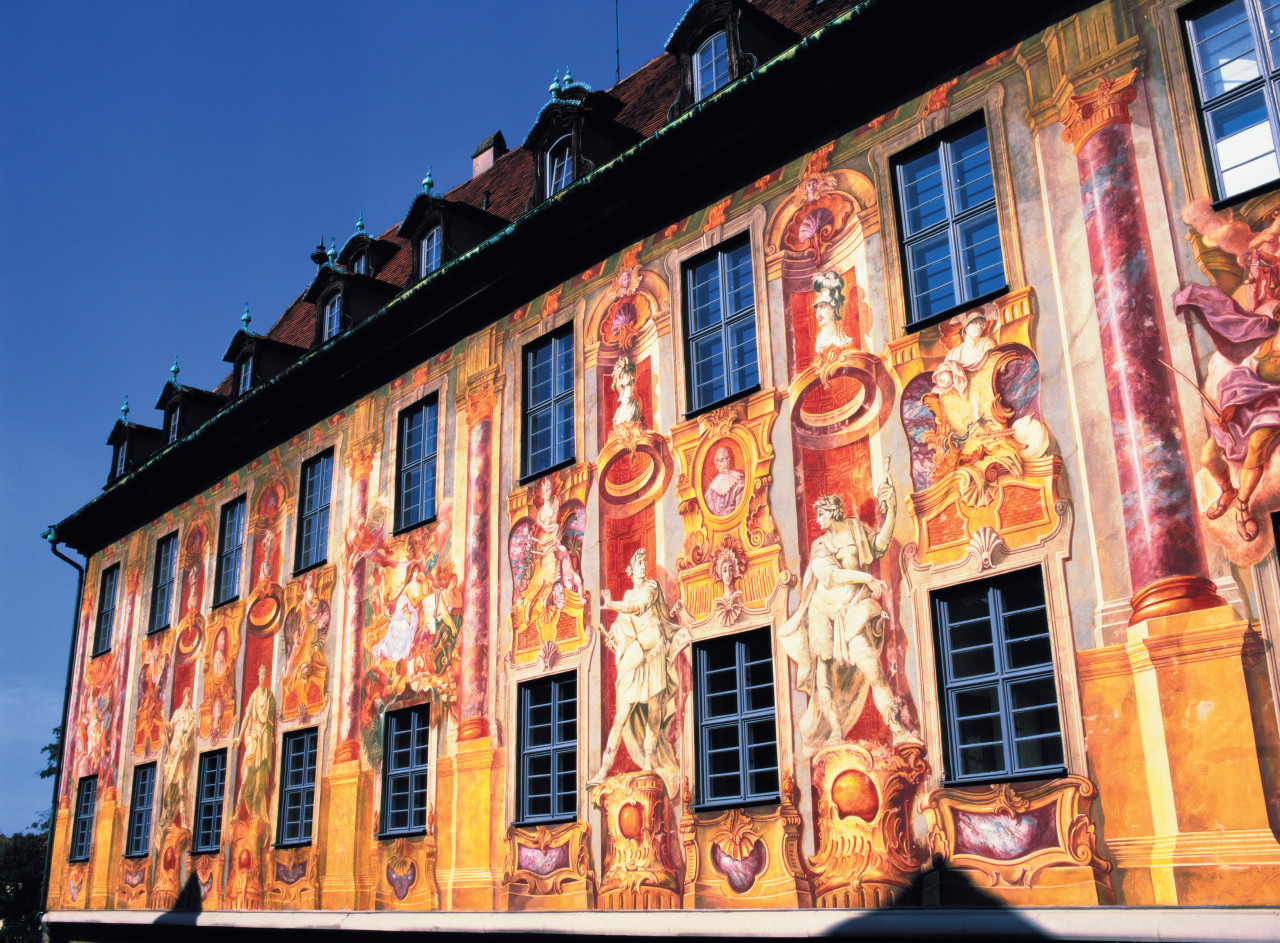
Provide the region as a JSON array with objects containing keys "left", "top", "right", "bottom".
[{"left": 47, "top": 6, "right": 1280, "bottom": 921}]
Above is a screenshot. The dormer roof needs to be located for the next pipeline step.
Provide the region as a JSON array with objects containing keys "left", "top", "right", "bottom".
[{"left": 153, "top": 381, "right": 227, "bottom": 412}]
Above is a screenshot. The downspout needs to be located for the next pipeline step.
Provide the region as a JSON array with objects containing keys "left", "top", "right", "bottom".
[{"left": 40, "top": 527, "right": 85, "bottom": 916}]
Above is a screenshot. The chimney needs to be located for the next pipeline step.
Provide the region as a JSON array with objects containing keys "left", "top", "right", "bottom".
[{"left": 471, "top": 130, "right": 508, "bottom": 179}]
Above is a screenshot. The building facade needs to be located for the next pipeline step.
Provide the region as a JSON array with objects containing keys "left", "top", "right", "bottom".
[{"left": 44, "top": 0, "right": 1280, "bottom": 937}]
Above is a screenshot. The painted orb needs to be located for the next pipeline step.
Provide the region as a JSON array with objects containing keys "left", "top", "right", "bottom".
[
  {"left": 831, "top": 769, "right": 879, "bottom": 821},
  {"left": 163, "top": 848, "right": 176, "bottom": 870},
  {"left": 617, "top": 802, "right": 644, "bottom": 840},
  {"left": 238, "top": 848, "right": 252, "bottom": 869}
]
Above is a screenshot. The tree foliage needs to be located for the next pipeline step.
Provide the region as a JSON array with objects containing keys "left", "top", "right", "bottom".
[{"left": 0, "top": 831, "right": 47, "bottom": 943}]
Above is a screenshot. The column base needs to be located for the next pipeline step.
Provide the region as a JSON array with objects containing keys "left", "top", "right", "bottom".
[
  {"left": 318, "top": 757, "right": 374, "bottom": 910},
  {"left": 1128, "top": 575, "right": 1226, "bottom": 625},
  {"left": 435, "top": 735, "right": 503, "bottom": 910}
]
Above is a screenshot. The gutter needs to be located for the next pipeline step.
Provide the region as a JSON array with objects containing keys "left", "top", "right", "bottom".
[{"left": 40, "top": 528, "right": 85, "bottom": 916}]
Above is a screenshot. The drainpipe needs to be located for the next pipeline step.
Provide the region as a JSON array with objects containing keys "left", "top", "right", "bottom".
[{"left": 41, "top": 527, "right": 85, "bottom": 917}]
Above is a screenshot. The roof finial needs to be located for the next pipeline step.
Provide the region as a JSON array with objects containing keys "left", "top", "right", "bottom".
[
  {"left": 242, "top": 302, "right": 251, "bottom": 329},
  {"left": 170, "top": 356, "right": 180, "bottom": 382},
  {"left": 550, "top": 69, "right": 560, "bottom": 98},
  {"left": 121, "top": 395, "right": 130, "bottom": 422},
  {"left": 356, "top": 212, "right": 366, "bottom": 234},
  {"left": 422, "top": 165, "right": 434, "bottom": 194},
  {"left": 327, "top": 238, "right": 337, "bottom": 263},
  {"left": 563, "top": 65, "right": 573, "bottom": 87}
]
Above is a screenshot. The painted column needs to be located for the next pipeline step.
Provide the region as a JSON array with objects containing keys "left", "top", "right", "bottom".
[
  {"left": 457, "top": 368, "right": 503, "bottom": 741},
  {"left": 1061, "top": 69, "right": 1225, "bottom": 625},
  {"left": 335, "top": 441, "right": 375, "bottom": 760}
]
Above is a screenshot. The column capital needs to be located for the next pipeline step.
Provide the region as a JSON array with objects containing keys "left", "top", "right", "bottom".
[
  {"left": 343, "top": 435, "right": 378, "bottom": 479},
  {"left": 1061, "top": 67, "right": 1139, "bottom": 154},
  {"left": 458, "top": 366, "right": 505, "bottom": 422}
]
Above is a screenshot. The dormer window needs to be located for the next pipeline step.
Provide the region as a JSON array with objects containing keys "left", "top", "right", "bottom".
[
  {"left": 322, "top": 294, "right": 343, "bottom": 341},
  {"left": 115, "top": 443, "right": 127, "bottom": 477},
  {"left": 237, "top": 354, "right": 254, "bottom": 396},
  {"left": 166, "top": 407, "right": 180, "bottom": 444},
  {"left": 419, "top": 226, "right": 442, "bottom": 279},
  {"left": 352, "top": 252, "right": 368, "bottom": 276},
  {"left": 695, "top": 31, "right": 730, "bottom": 101},
  {"left": 546, "top": 135, "right": 574, "bottom": 196}
]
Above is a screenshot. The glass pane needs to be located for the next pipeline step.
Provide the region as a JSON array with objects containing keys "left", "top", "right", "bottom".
[
  {"left": 1016, "top": 734, "right": 1064, "bottom": 771},
  {"left": 529, "top": 345, "right": 552, "bottom": 405},
  {"left": 954, "top": 686, "right": 1000, "bottom": 724},
  {"left": 727, "top": 317, "right": 759, "bottom": 394},
  {"left": 688, "top": 257, "right": 723, "bottom": 334},
  {"left": 706, "top": 689, "right": 738, "bottom": 718},
  {"left": 1192, "top": 0, "right": 1261, "bottom": 99},
  {"left": 950, "top": 126, "right": 995, "bottom": 212},
  {"left": 951, "top": 644, "right": 995, "bottom": 679},
  {"left": 724, "top": 244, "right": 754, "bottom": 314},
  {"left": 958, "top": 712, "right": 1002, "bottom": 747},
  {"left": 555, "top": 335, "right": 574, "bottom": 396},
  {"left": 907, "top": 232, "right": 956, "bottom": 320},
  {"left": 900, "top": 149, "right": 947, "bottom": 235},
  {"left": 692, "top": 335, "right": 726, "bottom": 407},
  {"left": 555, "top": 398, "right": 575, "bottom": 464},
  {"left": 959, "top": 742, "right": 1004, "bottom": 777},
  {"left": 948, "top": 617, "right": 993, "bottom": 653},
  {"left": 957, "top": 210, "right": 1004, "bottom": 299},
  {"left": 1210, "top": 91, "right": 1280, "bottom": 195},
  {"left": 696, "top": 31, "right": 730, "bottom": 100}
]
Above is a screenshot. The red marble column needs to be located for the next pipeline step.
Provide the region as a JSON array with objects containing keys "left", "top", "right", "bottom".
[
  {"left": 1062, "top": 70, "right": 1225, "bottom": 624},
  {"left": 457, "top": 370, "right": 503, "bottom": 742}
]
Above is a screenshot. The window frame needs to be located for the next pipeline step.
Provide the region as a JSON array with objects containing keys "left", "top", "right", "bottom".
[
  {"left": 276, "top": 727, "right": 319, "bottom": 847},
  {"left": 379, "top": 703, "right": 430, "bottom": 838},
  {"left": 521, "top": 322, "right": 576, "bottom": 480},
  {"left": 681, "top": 235, "right": 761, "bottom": 416},
  {"left": 892, "top": 115, "right": 1007, "bottom": 329},
  {"left": 124, "top": 763, "right": 157, "bottom": 858},
  {"left": 166, "top": 405, "right": 180, "bottom": 444},
  {"left": 419, "top": 225, "right": 443, "bottom": 279},
  {"left": 294, "top": 450, "right": 334, "bottom": 575},
  {"left": 192, "top": 749, "right": 228, "bottom": 854},
  {"left": 92, "top": 564, "right": 119, "bottom": 656},
  {"left": 213, "top": 496, "right": 247, "bottom": 607},
  {"left": 932, "top": 568, "right": 1066, "bottom": 786},
  {"left": 1183, "top": 0, "right": 1280, "bottom": 203},
  {"left": 693, "top": 627, "right": 780, "bottom": 810},
  {"left": 395, "top": 395, "right": 440, "bottom": 534},
  {"left": 148, "top": 532, "right": 178, "bottom": 634},
  {"left": 69, "top": 776, "right": 97, "bottom": 862},
  {"left": 237, "top": 354, "right": 254, "bottom": 396},
  {"left": 321, "top": 292, "right": 343, "bottom": 341},
  {"left": 694, "top": 30, "right": 731, "bottom": 102},
  {"left": 114, "top": 442, "right": 127, "bottom": 478},
  {"left": 352, "top": 251, "right": 368, "bottom": 276},
  {"left": 546, "top": 134, "right": 574, "bottom": 197},
  {"left": 515, "top": 672, "right": 578, "bottom": 826}
]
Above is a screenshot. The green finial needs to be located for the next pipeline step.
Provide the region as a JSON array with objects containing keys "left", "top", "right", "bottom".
[
  {"left": 242, "top": 302, "right": 251, "bottom": 329},
  {"left": 550, "top": 70, "right": 560, "bottom": 97},
  {"left": 356, "top": 212, "right": 365, "bottom": 234},
  {"left": 563, "top": 65, "right": 573, "bottom": 87},
  {"left": 327, "top": 238, "right": 337, "bottom": 263},
  {"left": 171, "top": 356, "right": 179, "bottom": 382},
  {"left": 422, "top": 165, "right": 433, "bottom": 194},
  {"left": 121, "top": 395, "right": 130, "bottom": 422}
]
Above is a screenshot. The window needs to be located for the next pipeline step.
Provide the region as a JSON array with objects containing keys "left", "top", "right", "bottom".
[
  {"left": 352, "top": 251, "right": 368, "bottom": 276},
  {"left": 932, "top": 569, "right": 1064, "bottom": 784},
  {"left": 684, "top": 238, "right": 758, "bottom": 412},
  {"left": 695, "top": 31, "right": 731, "bottom": 101},
  {"left": 295, "top": 451, "right": 334, "bottom": 572},
  {"left": 546, "top": 135, "right": 573, "bottom": 196},
  {"left": 322, "top": 293, "right": 343, "bottom": 341},
  {"left": 237, "top": 355, "right": 254, "bottom": 396},
  {"left": 396, "top": 397, "right": 439, "bottom": 531},
  {"left": 124, "top": 764, "right": 156, "bottom": 857},
  {"left": 148, "top": 533, "right": 178, "bottom": 633},
  {"left": 516, "top": 673, "right": 577, "bottom": 824},
  {"left": 167, "top": 406, "right": 180, "bottom": 443},
  {"left": 277, "top": 728, "right": 318, "bottom": 845},
  {"left": 193, "top": 750, "right": 227, "bottom": 854},
  {"left": 1186, "top": 0, "right": 1280, "bottom": 198},
  {"left": 69, "top": 776, "right": 97, "bottom": 862},
  {"left": 523, "top": 324, "right": 575, "bottom": 477},
  {"left": 114, "top": 443, "right": 127, "bottom": 478},
  {"left": 213, "top": 497, "right": 246, "bottom": 606},
  {"left": 419, "top": 226, "right": 442, "bottom": 279},
  {"left": 694, "top": 628, "right": 778, "bottom": 807},
  {"left": 895, "top": 119, "right": 1005, "bottom": 324},
  {"left": 92, "top": 564, "right": 119, "bottom": 655},
  {"left": 380, "top": 704, "right": 430, "bottom": 836}
]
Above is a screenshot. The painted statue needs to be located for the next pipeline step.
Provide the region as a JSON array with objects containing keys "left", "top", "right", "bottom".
[
  {"left": 161, "top": 689, "right": 197, "bottom": 826},
  {"left": 777, "top": 485, "right": 914, "bottom": 757},
  {"left": 812, "top": 270, "right": 853, "bottom": 354},
  {"left": 704, "top": 444, "right": 747, "bottom": 517},
  {"left": 611, "top": 353, "right": 644, "bottom": 431},
  {"left": 198, "top": 620, "right": 239, "bottom": 742},
  {"left": 1176, "top": 199, "right": 1280, "bottom": 545},
  {"left": 589, "top": 548, "right": 690, "bottom": 798},
  {"left": 281, "top": 568, "right": 331, "bottom": 721},
  {"left": 134, "top": 637, "right": 170, "bottom": 756},
  {"left": 237, "top": 664, "right": 277, "bottom": 823}
]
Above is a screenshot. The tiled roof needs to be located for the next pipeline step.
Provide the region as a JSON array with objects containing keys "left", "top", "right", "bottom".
[{"left": 216, "top": 0, "right": 855, "bottom": 389}]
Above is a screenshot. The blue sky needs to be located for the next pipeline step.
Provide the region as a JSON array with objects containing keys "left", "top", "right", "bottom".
[{"left": 0, "top": 0, "right": 692, "bottom": 835}]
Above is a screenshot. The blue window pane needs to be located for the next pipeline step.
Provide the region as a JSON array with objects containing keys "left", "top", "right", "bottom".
[
  {"left": 524, "top": 328, "right": 574, "bottom": 476},
  {"left": 696, "top": 31, "right": 730, "bottom": 101},
  {"left": 907, "top": 232, "right": 957, "bottom": 319},
  {"left": 958, "top": 211, "right": 1005, "bottom": 299},
  {"left": 1209, "top": 90, "right": 1280, "bottom": 195},
  {"left": 950, "top": 126, "right": 995, "bottom": 212},
  {"left": 518, "top": 673, "right": 577, "bottom": 823},
  {"left": 1193, "top": 0, "right": 1260, "bottom": 100},
  {"left": 899, "top": 150, "right": 947, "bottom": 235},
  {"left": 688, "top": 259, "right": 723, "bottom": 334},
  {"left": 727, "top": 317, "right": 759, "bottom": 392}
]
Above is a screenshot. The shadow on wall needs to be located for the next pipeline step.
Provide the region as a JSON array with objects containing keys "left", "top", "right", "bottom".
[{"left": 42, "top": 862, "right": 1056, "bottom": 943}]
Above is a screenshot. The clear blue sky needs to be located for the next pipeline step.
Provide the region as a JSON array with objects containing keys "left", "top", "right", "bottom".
[{"left": 0, "top": 0, "right": 692, "bottom": 835}]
